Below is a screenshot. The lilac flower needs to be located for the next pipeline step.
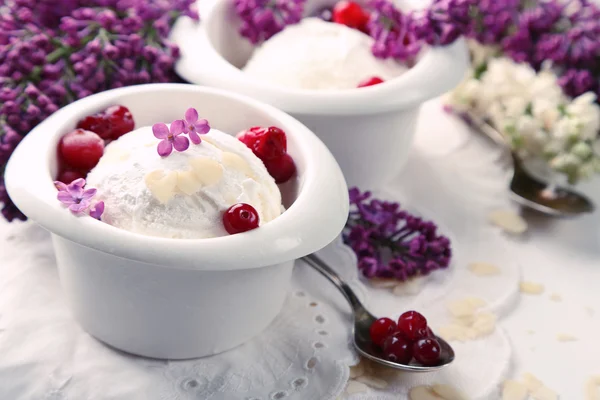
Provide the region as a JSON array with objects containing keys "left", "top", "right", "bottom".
[
  {"left": 181, "top": 108, "right": 210, "bottom": 144},
  {"left": 152, "top": 122, "right": 190, "bottom": 157},
  {"left": 558, "top": 68, "right": 599, "bottom": 98},
  {"left": 412, "top": 0, "right": 473, "bottom": 46},
  {"left": 367, "top": 0, "right": 421, "bottom": 61},
  {"left": 234, "top": 0, "right": 306, "bottom": 44},
  {"left": 89, "top": 201, "right": 105, "bottom": 220},
  {"left": 55, "top": 178, "right": 97, "bottom": 214},
  {"left": 344, "top": 188, "right": 452, "bottom": 282}
]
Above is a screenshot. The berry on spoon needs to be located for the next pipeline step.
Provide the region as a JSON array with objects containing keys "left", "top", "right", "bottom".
[
  {"left": 369, "top": 317, "right": 397, "bottom": 347},
  {"left": 413, "top": 338, "right": 442, "bottom": 366},
  {"left": 397, "top": 310, "right": 429, "bottom": 341},
  {"left": 382, "top": 332, "right": 413, "bottom": 364}
]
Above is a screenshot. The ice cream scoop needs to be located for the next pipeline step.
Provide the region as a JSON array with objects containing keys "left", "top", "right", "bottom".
[
  {"left": 86, "top": 126, "right": 282, "bottom": 239},
  {"left": 243, "top": 18, "right": 407, "bottom": 91}
]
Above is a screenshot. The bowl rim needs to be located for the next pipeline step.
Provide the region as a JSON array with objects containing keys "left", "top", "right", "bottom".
[
  {"left": 171, "top": 0, "right": 469, "bottom": 116},
  {"left": 5, "top": 83, "right": 349, "bottom": 271}
]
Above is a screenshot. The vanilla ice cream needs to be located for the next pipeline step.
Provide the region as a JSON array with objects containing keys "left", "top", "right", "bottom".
[
  {"left": 242, "top": 18, "right": 407, "bottom": 91},
  {"left": 86, "top": 126, "right": 282, "bottom": 239}
]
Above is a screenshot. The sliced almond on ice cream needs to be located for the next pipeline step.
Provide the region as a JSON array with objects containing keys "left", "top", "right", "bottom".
[
  {"left": 189, "top": 157, "right": 224, "bottom": 186},
  {"left": 488, "top": 210, "right": 528, "bottom": 234},
  {"left": 144, "top": 170, "right": 177, "bottom": 204}
]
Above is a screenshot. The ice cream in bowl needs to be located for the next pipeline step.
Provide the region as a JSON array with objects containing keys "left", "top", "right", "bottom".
[
  {"left": 4, "top": 83, "right": 349, "bottom": 359},
  {"left": 171, "top": 0, "right": 469, "bottom": 189}
]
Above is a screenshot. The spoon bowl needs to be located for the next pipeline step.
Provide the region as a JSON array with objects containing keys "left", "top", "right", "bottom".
[{"left": 303, "top": 254, "right": 455, "bottom": 372}]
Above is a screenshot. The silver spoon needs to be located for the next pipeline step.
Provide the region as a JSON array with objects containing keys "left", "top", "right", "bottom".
[
  {"left": 303, "top": 253, "right": 455, "bottom": 372},
  {"left": 465, "top": 111, "right": 595, "bottom": 217}
]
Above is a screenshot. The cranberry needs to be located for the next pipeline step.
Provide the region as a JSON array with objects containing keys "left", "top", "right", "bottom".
[
  {"left": 263, "top": 153, "right": 296, "bottom": 183},
  {"left": 357, "top": 76, "right": 384, "bottom": 88},
  {"left": 57, "top": 169, "right": 86, "bottom": 184},
  {"left": 413, "top": 338, "right": 441, "bottom": 366},
  {"left": 223, "top": 203, "right": 260, "bottom": 234},
  {"left": 77, "top": 113, "right": 111, "bottom": 140},
  {"left": 59, "top": 129, "right": 104, "bottom": 170},
  {"left": 369, "top": 318, "right": 397, "bottom": 347},
  {"left": 237, "top": 126, "right": 264, "bottom": 146},
  {"left": 382, "top": 332, "right": 413, "bottom": 364},
  {"left": 253, "top": 127, "right": 287, "bottom": 160},
  {"left": 332, "top": 1, "right": 369, "bottom": 32},
  {"left": 397, "top": 311, "right": 428, "bottom": 341},
  {"left": 105, "top": 105, "right": 134, "bottom": 140},
  {"left": 424, "top": 326, "right": 435, "bottom": 338}
]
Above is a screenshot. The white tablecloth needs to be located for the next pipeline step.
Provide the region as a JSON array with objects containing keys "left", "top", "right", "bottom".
[{"left": 1, "top": 98, "right": 599, "bottom": 399}]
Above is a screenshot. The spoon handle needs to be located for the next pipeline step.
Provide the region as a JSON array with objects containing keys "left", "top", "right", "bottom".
[
  {"left": 302, "top": 254, "right": 364, "bottom": 313},
  {"left": 463, "top": 111, "right": 508, "bottom": 148}
]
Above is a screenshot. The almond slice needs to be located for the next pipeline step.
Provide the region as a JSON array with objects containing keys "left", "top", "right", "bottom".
[
  {"left": 221, "top": 152, "right": 253, "bottom": 177},
  {"left": 346, "top": 380, "right": 369, "bottom": 394},
  {"left": 409, "top": 386, "right": 444, "bottom": 400},
  {"left": 531, "top": 386, "right": 558, "bottom": 400},
  {"left": 369, "top": 278, "right": 398, "bottom": 289},
  {"left": 488, "top": 209, "right": 528, "bottom": 234},
  {"left": 585, "top": 375, "right": 600, "bottom": 400},
  {"left": 519, "top": 281, "right": 545, "bottom": 295},
  {"left": 522, "top": 373, "right": 543, "bottom": 392},
  {"left": 502, "top": 380, "right": 528, "bottom": 400},
  {"left": 144, "top": 170, "right": 177, "bottom": 204},
  {"left": 556, "top": 333, "right": 577, "bottom": 342},
  {"left": 468, "top": 262, "right": 501, "bottom": 276},
  {"left": 431, "top": 384, "right": 468, "bottom": 400},
  {"left": 356, "top": 375, "right": 388, "bottom": 389},
  {"left": 349, "top": 362, "right": 365, "bottom": 379},
  {"left": 189, "top": 157, "right": 224, "bottom": 186},
  {"left": 176, "top": 171, "right": 203, "bottom": 195}
]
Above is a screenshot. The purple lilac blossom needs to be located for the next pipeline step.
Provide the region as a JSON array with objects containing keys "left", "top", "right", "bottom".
[
  {"left": 367, "top": 0, "right": 421, "bottom": 61},
  {"left": 0, "top": 0, "right": 198, "bottom": 221},
  {"left": 344, "top": 188, "right": 452, "bottom": 281},
  {"left": 234, "top": 0, "right": 306, "bottom": 44},
  {"left": 181, "top": 108, "right": 210, "bottom": 145}
]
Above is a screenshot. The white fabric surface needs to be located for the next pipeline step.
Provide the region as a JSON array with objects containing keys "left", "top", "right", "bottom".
[{"left": 1, "top": 98, "right": 599, "bottom": 399}]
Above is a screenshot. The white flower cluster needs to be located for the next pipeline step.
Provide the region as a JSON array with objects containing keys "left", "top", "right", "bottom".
[{"left": 447, "top": 42, "right": 600, "bottom": 184}]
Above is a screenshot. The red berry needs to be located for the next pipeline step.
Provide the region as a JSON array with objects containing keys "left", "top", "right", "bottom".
[
  {"left": 369, "top": 318, "right": 397, "bottom": 347},
  {"left": 77, "top": 113, "right": 111, "bottom": 140},
  {"left": 397, "top": 311, "right": 428, "bottom": 341},
  {"left": 57, "top": 169, "right": 86, "bottom": 184},
  {"left": 237, "top": 126, "right": 264, "bottom": 146},
  {"left": 332, "top": 1, "right": 369, "bottom": 32},
  {"left": 105, "top": 105, "right": 134, "bottom": 140},
  {"left": 253, "top": 127, "right": 287, "bottom": 160},
  {"left": 413, "top": 338, "right": 441, "bottom": 366},
  {"left": 424, "top": 326, "right": 435, "bottom": 338},
  {"left": 357, "top": 76, "right": 384, "bottom": 88},
  {"left": 263, "top": 153, "right": 296, "bottom": 183},
  {"left": 59, "top": 129, "right": 104, "bottom": 170},
  {"left": 382, "top": 332, "right": 413, "bottom": 364},
  {"left": 223, "top": 203, "right": 260, "bottom": 234}
]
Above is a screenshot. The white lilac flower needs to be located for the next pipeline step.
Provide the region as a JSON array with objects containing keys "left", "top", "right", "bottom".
[
  {"left": 564, "top": 93, "right": 600, "bottom": 140},
  {"left": 571, "top": 142, "right": 593, "bottom": 160}
]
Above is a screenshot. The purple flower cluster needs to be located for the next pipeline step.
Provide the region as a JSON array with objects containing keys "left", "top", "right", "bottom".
[
  {"left": 0, "top": 0, "right": 198, "bottom": 222},
  {"left": 344, "top": 189, "right": 451, "bottom": 281},
  {"left": 153, "top": 107, "right": 210, "bottom": 157},
  {"left": 55, "top": 178, "right": 104, "bottom": 219},
  {"left": 234, "top": 0, "right": 306, "bottom": 44},
  {"left": 411, "top": 0, "right": 472, "bottom": 46},
  {"left": 367, "top": 0, "right": 421, "bottom": 61}
]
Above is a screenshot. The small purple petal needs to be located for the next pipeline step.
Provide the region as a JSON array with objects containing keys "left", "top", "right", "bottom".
[
  {"left": 54, "top": 181, "right": 68, "bottom": 191},
  {"left": 194, "top": 119, "right": 210, "bottom": 134},
  {"left": 68, "top": 178, "right": 86, "bottom": 191},
  {"left": 188, "top": 130, "right": 201, "bottom": 145},
  {"left": 172, "top": 135, "right": 190, "bottom": 152},
  {"left": 89, "top": 201, "right": 105, "bottom": 220},
  {"left": 170, "top": 119, "right": 185, "bottom": 136},
  {"left": 57, "top": 191, "right": 76, "bottom": 205},
  {"left": 157, "top": 139, "right": 173, "bottom": 157},
  {"left": 152, "top": 123, "right": 170, "bottom": 139},
  {"left": 184, "top": 107, "right": 198, "bottom": 124},
  {"left": 81, "top": 188, "right": 97, "bottom": 200},
  {"left": 69, "top": 201, "right": 90, "bottom": 214}
]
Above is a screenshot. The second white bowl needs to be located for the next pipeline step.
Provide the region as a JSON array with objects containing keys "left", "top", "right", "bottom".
[{"left": 172, "top": 0, "right": 469, "bottom": 189}]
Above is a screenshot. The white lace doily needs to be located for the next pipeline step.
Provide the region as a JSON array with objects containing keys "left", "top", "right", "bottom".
[{"left": 0, "top": 99, "right": 531, "bottom": 400}]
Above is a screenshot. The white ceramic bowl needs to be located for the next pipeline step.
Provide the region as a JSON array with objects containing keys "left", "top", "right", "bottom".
[
  {"left": 172, "top": 0, "right": 469, "bottom": 189},
  {"left": 5, "top": 84, "right": 349, "bottom": 360}
]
